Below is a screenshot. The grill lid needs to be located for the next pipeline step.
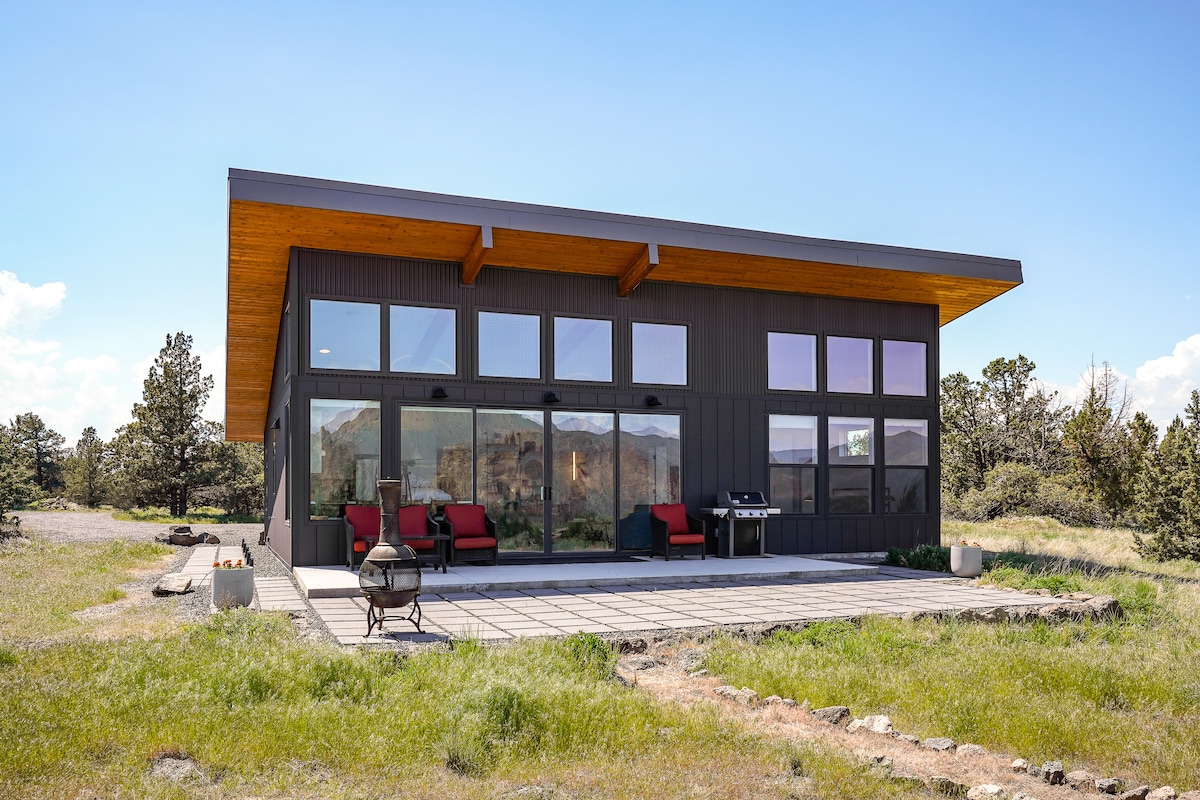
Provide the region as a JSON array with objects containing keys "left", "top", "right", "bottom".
[{"left": 718, "top": 490, "right": 768, "bottom": 507}]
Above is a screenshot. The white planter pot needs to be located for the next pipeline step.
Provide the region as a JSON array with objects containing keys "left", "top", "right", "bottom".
[
  {"left": 950, "top": 546, "right": 983, "bottom": 578},
  {"left": 213, "top": 567, "right": 254, "bottom": 608}
]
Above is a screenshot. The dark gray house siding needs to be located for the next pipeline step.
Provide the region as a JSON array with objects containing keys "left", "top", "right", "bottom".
[{"left": 269, "top": 247, "right": 940, "bottom": 568}]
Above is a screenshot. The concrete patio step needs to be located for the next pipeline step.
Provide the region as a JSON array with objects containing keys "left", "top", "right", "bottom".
[{"left": 293, "top": 554, "right": 877, "bottom": 599}]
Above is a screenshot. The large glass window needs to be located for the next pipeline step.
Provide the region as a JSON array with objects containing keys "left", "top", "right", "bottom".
[
  {"left": 769, "top": 415, "right": 817, "bottom": 514},
  {"left": 768, "top": 332, "right": 817, "bottom": 391},
  {"left": 309, "top": 399, "right": 380, "bottom": 519},
  {"left": 884, "top": 419, "right": 928, "bottom": 466},
  {"left": 618, "top": 413, "right": 682, "bottom": 549},
  {"left": 828, "top": 417, "right": 874, "bottom": 465},
  {"left": 829, "top": 467, "right": 873, "bottom": 514},
  {"left": 885, "top": 469, "right": 926, "bottom": 514},
  {"left": 554, "top": 317, "right": 613, "bottom": 382},
  {"left": 632, "top": 322, "right": 687, "bottom": 385},
  {"left": 310, "top": 300, "right": 380, "bottom": 371},
  {"left": 399, "top": 407, "right": 473, "bottom": 507},
  {"left": 477, "top": 409, "right": 545, "bottom": 551},
  {"left": 883, "top": 340, "right": 927, "bottom": 396},
  {"left": 552, "top": 412, "right": 615, "bottom": 551},
  {"left": 391, "top": 305, "right": 456, "bottom": 375},
  {"left": 827, "top": 336, "right": 873, "bottom": 394},
  {"left": 478, "top": 312, "right": 541, "bottom": 379}
]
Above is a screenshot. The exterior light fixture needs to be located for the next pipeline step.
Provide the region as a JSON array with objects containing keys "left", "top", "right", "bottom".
[
  {"left": 430, "top": 386, "right": 449, "bottom": 399},
  {"left": 543, "top": 391, "right": 561, "bottom": 403},
  {"left": 645, "top": 395, "right": 663, "bottom": 407},
  {"left": 318, "top": 348, "right": 331, "bottom": 354}
]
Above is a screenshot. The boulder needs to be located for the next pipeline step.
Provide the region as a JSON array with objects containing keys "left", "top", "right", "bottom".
[
  {"left": 811, "top": 705, "right": 851, "bottom": 725},
  {"left": 847, "top": 715, "right": 892, "bottom": 734},
  {"left": 1025, "top": 763, "right": 1044, "bottom": 780},
  {"left": 152, "top": 573, "right": 192, "bottom": 596},
  {"left": 1173, "top": 793, "right": 1200, "bottom": 800},
  {"left": 922, "top": 737, "right": 957, "bottom": 752},
  {"left": 1038, "top": 603, "right": 1086, "bottom": 622},
  {"left": 1116, "top": 787, "right": 1151, "bottom": 800},
  {"left": 1066, "top": 770, "right": 1097, "bottom": 788},
  {"left": 1096, "top": 778, "right": 1124, "bottom": 794},
  {"left": 893, "top": 733, "right": 921, "bottom": 745},
  {"left": 957, "top": 743, "right": 986, "bottom": 757},
  {"left": 733, "top": 688, "right": 759, "bottom": 706},
  {"left": 713, "top": 685, "right": 738, "bottom": 699},
  {"left": 1011, "top": 759, "right": 1030, "bottom": 773},
  {"left": 1146, "top": 788, "right": 1176, "bottom": 800},
  {"left": 967, "top": 786, "right": 1006, "bottom": 799},
  {"left": 1041, "top": 762, "right": 1065, "bottom": 785},
  {"left": 780, "top": 698, "right": 798, "bottom": 707},
  {"left": 1085, "top": 595, "right": 1123, "bottom": 619}
]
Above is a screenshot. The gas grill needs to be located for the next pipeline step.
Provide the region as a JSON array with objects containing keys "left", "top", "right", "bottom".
[{"left": 702, "top": 491, "right": 780, "bottom": 558}]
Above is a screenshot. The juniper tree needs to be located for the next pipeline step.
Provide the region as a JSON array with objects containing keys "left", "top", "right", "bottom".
[
  {"left": 1135, "top": 390, "right": 1200, "bottom": 561},
  {"left": 63, "top": 426, "right": 109, "bottom": 507}
]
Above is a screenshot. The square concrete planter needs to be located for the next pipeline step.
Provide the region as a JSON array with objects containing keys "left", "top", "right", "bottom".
[
  {"left": 212, "top": 567, "right": 254, "bottom": 609},
  {"left": 950, "top": 545, "right": 983, "bottom": 578}
]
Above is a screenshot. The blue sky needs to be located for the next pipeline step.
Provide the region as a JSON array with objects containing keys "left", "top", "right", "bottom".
[{"left": 2, "top": 2, "right": 1198, "bottom": 442}]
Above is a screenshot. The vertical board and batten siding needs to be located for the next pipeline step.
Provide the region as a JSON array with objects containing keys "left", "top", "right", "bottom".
[{"left": 281, "top": 249, "right": 941, "bottom": 567}]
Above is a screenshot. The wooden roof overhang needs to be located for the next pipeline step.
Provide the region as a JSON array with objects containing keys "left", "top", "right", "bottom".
[{"left": 227, "top": 170, "right": 1023, "bottom": 441}]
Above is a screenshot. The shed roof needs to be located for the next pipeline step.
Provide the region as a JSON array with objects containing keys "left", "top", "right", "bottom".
[{"left": 226, "top": 169, "right": 1021, "bottom": 440}]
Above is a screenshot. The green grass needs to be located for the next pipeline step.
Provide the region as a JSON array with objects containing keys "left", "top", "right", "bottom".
[
  {"left": 706, "top": 531, "right": 1200, "bottom": 789},
  {"left": 111, "top": 506, "right": 264, "bottom": 525},
  {"left": 0, "top": 615, "right": 925, "bottom": 799},
  {"left": 0, "top": 537, "right": 173, "bottom": 638}
]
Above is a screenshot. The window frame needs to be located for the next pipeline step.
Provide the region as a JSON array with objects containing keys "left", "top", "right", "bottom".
[
  {"left": 766, "top": 330, "right": 819, "bottom": 393},
  {"left": 476, "top": 309, "right": 544, "bottom": 381},
  {"left": 388, "top": 302, "right": 460, "bottom": 378},
  {"left": 882, "top": 339, "right": 929, "bottom": 398},
  {"left": 551, "top": 314, "right": 615, "bottom": 384},
  {"left": 825, "top": 334, "right": 875, "bottom": 395},
  {"left": 630, "top": 320, "right": 690, "bottom": 387},
  {"left": 306, "top": 296, "right": 384, "bottom": 374}
]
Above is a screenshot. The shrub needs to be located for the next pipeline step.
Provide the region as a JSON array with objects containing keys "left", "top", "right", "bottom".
[
  {"left": 884, "top": 544, "right": 951, "bottom": 572},
  {"left": 950, "top": 463, "right": 1105, "bottom": 527}
]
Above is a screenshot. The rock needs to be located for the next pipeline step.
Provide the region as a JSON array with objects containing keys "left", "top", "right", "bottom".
[
  {"left": 923, "top": 737, "right": 957, "bottom": 752},
  {"left": 713, "top": 685, "right": 738, "bottom": 698},
  {"left": 1041, "top": 762, "right": 1064, "bottom": 785},
  {"left": 733, "top": 687, "right": 758, "bottom": 706},
  {"left": 892, "top": 773, "right": 927, "bottom": 790},
  {"left": 799, "top": 699, "right": 810, "bottom": 711},
  {"left": 675, "top": 648, "right": 706, "bottom": 672},
  {"left": 199, "top": 532, "right": 220, "bottom": 545},
  {"left": 1173, "top": 793, "right": 1200, "bottom": 800},
  {"left": 1063, "top": 591, "right": 1096, "bottom": 601},
  {"left": 811, "top": 706, "right": 851, "bottom": 725},
  {"left": 1095, "top": 778, "right": 1123, "bottom": 794},
  {"left": 1011, "top": 759, "right": 1030, "bottom": 773},
  {"left": 780, "top": 698, "right": 798, "bottom": 707},
  {"left": 1146, "top": 788, "right": 1176, "bottom": 800},
  {"left": 620, "top": 655, "right": 659, "bottom": 671},
  {"left": 152, "top": 572, "right": 193, "bottom": 596},
  {"left": 1012, "top": 794, "right": 1039, "bottom": 800},
  {"left": 1086, "top": 595, "right": 1123, "bottom": 619},
  {"left": 847, "top": 715, "right": 892, "bottom": 734},
  {"left": 1116, "top": 787, "right": 1150, "bottom": 800},
  {"left": 688, "top": 669, "right": 708, "bottom": 678},
  {"left": 894, "top": 733, "right": 921, "bottom": 745},
  {"left": 930, "top": 776, "right": 971, "bottom": 797},
  {"left": 967, "top": 786, "right": 1006, "bottom": 799},
  {"left": 956, "top": 743, "right": 986, "bottom": 757},
  {"left": 869, "top": 754, "right": 893, "bottom": 769},
  {"left": 1026, "top": 763, "right": 1044, "bottom": 779},
  {"left": 956, "top": 607, "right": 1009, "bottom": 623},
  {"left": 168, "top": 525, "right": 192, "bottom": 534},
  {"left": 1038, "top": 603, "right": 1086, "bottom": 622},
  {"left": 1066, "top": 770, "right": 1099, "bottom": 788}
]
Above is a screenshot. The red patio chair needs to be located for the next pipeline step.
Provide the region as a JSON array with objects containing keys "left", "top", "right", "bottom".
[
  {"left": 650, "top": 503, "right": 706, "bottom": 560},
  {"left": 344, "top": 504, "right": 381, "bottom": 569},
  {"left": 398, "top": 504, "right": 446, "bottom": 573},
  {"left": 441, "top": 504, "right": 499, "bottom": 566}
]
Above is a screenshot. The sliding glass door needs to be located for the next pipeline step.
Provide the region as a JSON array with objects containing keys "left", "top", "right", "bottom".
[{"left": 550, "top": 411, "right": 615, "bottom": 552}]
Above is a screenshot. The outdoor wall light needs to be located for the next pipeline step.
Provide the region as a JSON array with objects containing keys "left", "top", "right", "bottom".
[
  {"left": 543, "top": 391, "right": 561, "bottom": 403},
  {"left": 645, "top": 395, "right": 663, "bottom": 407},
  {"left": 430, "top": 386, "right": 449, "bottom": 399},
  {"left": 318, "top": 348, "right": 331, "bottom": 354}
]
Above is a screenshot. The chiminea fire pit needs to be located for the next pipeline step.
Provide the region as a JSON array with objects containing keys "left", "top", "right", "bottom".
[{"left": 358, "top": 479, "right": 423, "bottom": 636}]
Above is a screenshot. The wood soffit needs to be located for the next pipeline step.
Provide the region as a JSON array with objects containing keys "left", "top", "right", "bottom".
[{"left": 226, "top": 189, "right": 1021, "bottom": 442}]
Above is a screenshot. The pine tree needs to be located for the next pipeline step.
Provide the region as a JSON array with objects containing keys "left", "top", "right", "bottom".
[
  {"left": 63, "top": 427, "right": 109, "bottom": 507},
  {"left": 1135, "top": 390, "right": 1200, "bottom": 560},
  {"left": 10, "top": 412, "right": 66, "bottom": 495},
  {"left": 124, "top": 333, "right": 220, "bottom": 517},
  {"left": 0, "top": 422, "right": 37, "bottom": 524}
]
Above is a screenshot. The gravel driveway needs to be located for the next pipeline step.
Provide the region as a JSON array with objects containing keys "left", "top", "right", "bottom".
[{"left": 16, "top": 510, "right": 265, "bottom": 546}]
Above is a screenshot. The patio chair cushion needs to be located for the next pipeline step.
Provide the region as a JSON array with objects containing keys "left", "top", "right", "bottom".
[
  {"left": 405, "top": 537, "right": 437, "bottom": 551},
  {"left": 454, "top": 536, "right": 497, "bottom": 550},
  {"left": 353, "top": 539, "right": 371, "bottom": 553},
  {"left": 397, "top": 504, "right": 430, "bottom": 535},
  {"left": 650, "top": 503, "right": 689, "bottom": 535},
  {"left": 668, "top": 533, "right": 705, "bottom": 546},
  {"left": 345, "top": 505, "right": 380, "bottom": 540},
  {"left": 444, "top": 504, "right": 489, "bottom": 537}
]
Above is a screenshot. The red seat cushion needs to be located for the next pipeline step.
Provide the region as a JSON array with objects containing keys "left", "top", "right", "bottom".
[
  {"left": 444, "top": 505, "right": 488, "bottom": 537},
  {"left": 353, "top": 539, "right": 370, "bottom": 553},
  {"left": 651, "top": 503, "right": 690, "bottom": 535},
  {"left": 396, "top": 504, "right": 430, "bottom": 536},
  {"left": 668, "top": 533, "right": 705, "bottom": 546},
  {"left": 454, "top": 536, "right": 497, "bottom": 550},
  {"left": 404, "top": 537, "right": 436, "bottom": 551},
  {"left": 345, "top": 505, "right": 381, "bottom": 540}
]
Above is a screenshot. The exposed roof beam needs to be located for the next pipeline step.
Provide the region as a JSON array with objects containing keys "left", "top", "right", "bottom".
[
  {"left": 618, "top": 243, "right": 659, "bottom": 296},
  {"left": 461, "top": 225, "right": 493, "bottom": 284}
]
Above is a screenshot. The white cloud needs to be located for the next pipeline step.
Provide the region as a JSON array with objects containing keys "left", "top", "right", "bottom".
[
  {"left": 1128, "top": 334, "right": 1200, "bottom": 431},
  {"left": 0, "top": 270, "right": 65, "bottom": 330}
]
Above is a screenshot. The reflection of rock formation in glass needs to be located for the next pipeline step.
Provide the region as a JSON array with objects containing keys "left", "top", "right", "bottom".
[{"left": 309, "top": 404, "right": 380, "bottom": 518}]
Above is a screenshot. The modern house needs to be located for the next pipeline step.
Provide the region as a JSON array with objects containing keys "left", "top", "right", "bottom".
[{"left": 225, "top": 169, "right": 1021, "bottom": 569}]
